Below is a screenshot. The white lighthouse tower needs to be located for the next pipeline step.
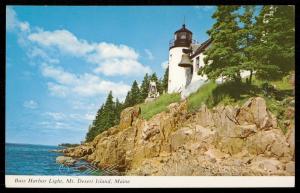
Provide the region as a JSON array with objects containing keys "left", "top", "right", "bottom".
[{"left": 167, "top": 24, "right": 194, "bottom": 93}]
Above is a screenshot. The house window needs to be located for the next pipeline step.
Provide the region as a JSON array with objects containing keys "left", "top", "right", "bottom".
[{"left": 196, "top": 56, "right": 200, "bottom": 69}]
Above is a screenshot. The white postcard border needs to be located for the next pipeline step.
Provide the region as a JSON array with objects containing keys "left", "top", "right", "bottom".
[{"left": 5, "top": 175, "right": 295, "bottom": 188}]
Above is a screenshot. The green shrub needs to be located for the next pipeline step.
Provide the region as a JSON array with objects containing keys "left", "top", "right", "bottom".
[{"left": 140, "top": 93, "right": 180, "bottom": 120}]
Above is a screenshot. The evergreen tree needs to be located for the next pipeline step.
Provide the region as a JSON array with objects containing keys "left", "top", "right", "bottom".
[
  {"left": 85, "top": 105, "right": 104, "bottom": 142},
  {"left": 140, "top": 73, "right": 150, "bottom": 100},
  {"left": 85, "top": 124, "right": 95, "bottom": 142},
  {"left": 150, "top": 73, "right": 158, "bottom": 82},
  {"left": 130, "top": 80, "right": 142, "bottom": 105},
  {"left": 102, "top": 91, "right": 115, "bottom": 129},
  {"left": 239, "top": 6, "right": 257, "bottom": 84},
  {"left": 199, "top": 6, "right": 243, "bottom": 82},
  {"left": 157, "top": 78, "right": 163, "bottom": 94},
  {"left": 162, "top": 66, "right": 169, "bottom": 93},
  {"left": 85, "top": 91, "right": 119, "bottom": 142},
  {"left": 123, "top": 91, "right": 132, "bottom": 108},
  {"left": 251, "top": 5, "right": 295, "bottom": 81},
  {"left": 114, "top": 98, "right": 122, "bottom": 125}
]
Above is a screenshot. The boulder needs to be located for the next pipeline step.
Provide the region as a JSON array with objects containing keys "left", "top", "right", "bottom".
[
  {"left": 170, "top": 127, "right": 193, "bottom": 151},
  {"left": 119, "top": 106, "right": 141, "bottom": 130},
  {"left": 217, "top": 137, "right": 244, "bottom": 155},
  {"left": 142, "top": 121, "right": 160, "bottom": 141},
  {"left": 65, "top": 145, "right": 94, "bottom": 158},
  {"left": 212, "top": 105, "right": 239, "bottom": 137},
  {"left": 246, "top": 129, "right": 292, "bottom": 158},
  {"left": 196, "top": 104, "right": 214, "bottom": 127},
  {"left": 56, "top": 156, "right": 76, "bottom": 166},
  {"left": 194, "top": 125, "right": 217, "bottom": 144},
  {"left": 234, "top": 124, "right": 257, "bottom": 138},
  {"left": 49, "top": 149, "right": 64, "bottom": 153},
  {"left": 236, "top": 97, "right": 275, "bottom": 129}
]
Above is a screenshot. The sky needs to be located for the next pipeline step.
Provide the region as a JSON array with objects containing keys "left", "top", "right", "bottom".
[{"left": 6, "top": 6, "right": 216, "bottom": 145}]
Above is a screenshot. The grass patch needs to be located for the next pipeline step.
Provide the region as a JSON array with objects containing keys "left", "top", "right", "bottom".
[
  {"left": 187, "top": 80, "right": 260, "bottom": 112},
  {"left": 187, "top": 81, "right": 217, "bottom": 112},
  {"left": 140, "top": 93, "right": 180, "bottom": 120},
  {"left": 252, "top": 75, "right": 293, "bottom": 91}
]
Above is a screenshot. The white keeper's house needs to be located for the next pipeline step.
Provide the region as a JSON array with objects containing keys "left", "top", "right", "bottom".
[{"left": 167, "top": 24, "right": 250, "bottom": 98}]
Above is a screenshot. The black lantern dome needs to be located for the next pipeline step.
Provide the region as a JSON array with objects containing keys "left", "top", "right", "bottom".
[{"left": 170, "top": 24, "right": 193, "bottom": 49}]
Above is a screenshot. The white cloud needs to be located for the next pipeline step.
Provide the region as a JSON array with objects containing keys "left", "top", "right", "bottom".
[
  {"left": 6, "top": 7, "right": 31, "bottom": 32},
  {"left": 161, "top": 60, "right": 169, "bottom": 69},
  {"left": 94, "top": 58, "right": 151, "bottom": 76},
  {"left": 47, "top": 82, "right": 69, "bottom": 97},
  {"left": 145, "top": 49, "right": 154, "bottom": 60},
  {"left": 6, "top": 7, "right": 18, "bottom": 31},
  {"left": 28, "top": 30, "right": 94, "bottom": 56},
  {"left": 27, "top": 47, "right": 59, "bottom": 64},
  {"left": 41, "top": 63, "right": 131, "bottom": 99},
  {"left": 23, "top": 100, "right": 38, "bottom": 109},
  {"left": 89, "top": 42, "right": 139, "bottom": 60},
  {"left": 19, "top": 21, "right": 30, "bottom": 32},
  {"left": 41, "top": 64, "right": 77, "bottom": 85},
  {"left": 71, "top": 101, "right": 98, "bottom": 111},
  {"left": 28, "top": 29, "right": 150, "bottom": 76},
  {"left": 38, "top": 121, "right": 72, "bottom": 130},
  {"left": 44, "top": 112, "right": 66, "bottom": 120},
  {"left": 44, "top": 111, "right": 94, "bottom": 122}
]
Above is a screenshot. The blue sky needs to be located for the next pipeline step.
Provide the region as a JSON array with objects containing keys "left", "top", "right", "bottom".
[{"left": 6, "top": 6, "right": 216, "bottom": 145}]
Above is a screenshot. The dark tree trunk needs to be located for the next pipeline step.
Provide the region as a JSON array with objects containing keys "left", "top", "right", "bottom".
[{"left": 249, "top": 70, "right": 253, "bottom": 84}]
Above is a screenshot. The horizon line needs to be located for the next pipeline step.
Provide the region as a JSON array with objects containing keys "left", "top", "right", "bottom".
[{"left": 5, "top": 142, "right": 60, "bottom": 146}]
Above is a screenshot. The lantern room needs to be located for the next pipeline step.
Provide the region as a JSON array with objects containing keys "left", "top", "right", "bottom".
[{"left": 169, "top": 24, "right": 193, "bottom": 49}]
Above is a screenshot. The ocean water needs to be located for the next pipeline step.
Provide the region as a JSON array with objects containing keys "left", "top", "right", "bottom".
[{"left": 5, "top": 143, "right": 101, "bottom": 176}]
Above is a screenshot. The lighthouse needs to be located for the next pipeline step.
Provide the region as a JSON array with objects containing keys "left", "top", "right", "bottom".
[
  {"left": 167, "top": 24, "right": 250, "bottom": 97},
  {"left": 167, "top": 24, "right": 194, "bottom": 93}
]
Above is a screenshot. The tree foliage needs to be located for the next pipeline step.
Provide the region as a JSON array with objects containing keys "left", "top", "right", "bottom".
[
  {"left": 85, "top": 92, "right": 121, "bottom": 142},
  {"left": 162, "top": 66, "right": 169, "bottom": 93},
  {"left": 251, "top": 5, "right": 295, "bottom": 80},
  {"left": 199, "top": 6, "right": 242, "bottom": 81},
  {"left": 199, "top": 5, "right": 295, "bottom": 83},
  {"left": 140, "top": 73, "right": 150, "bottom": 99}
]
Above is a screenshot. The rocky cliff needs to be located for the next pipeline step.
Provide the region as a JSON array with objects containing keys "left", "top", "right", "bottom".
[{"left": 63, "top": 97, "right": 295, "bottom": 176}]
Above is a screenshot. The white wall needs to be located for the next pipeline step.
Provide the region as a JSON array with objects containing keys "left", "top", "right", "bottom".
[
  {"left": 190, "top": 52, "right": 208, "bottom": 83},
  {"left": 167, "top": 47, "right": 189, "bottom": 93},
  {"left": 190, "top": 52, "right": 251, "bottom": 84}
]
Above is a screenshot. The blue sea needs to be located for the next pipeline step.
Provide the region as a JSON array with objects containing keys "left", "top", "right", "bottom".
[{"left": 5, "top": 143, "right": 101, "bottom": 175}]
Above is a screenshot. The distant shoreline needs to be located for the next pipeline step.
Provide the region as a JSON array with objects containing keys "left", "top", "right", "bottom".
[
  {"left": 58, "top": 143, "right": 80, "bottom": 148},
  {"left": 5, "top": 142, "right": 59, "bottom": 147}
]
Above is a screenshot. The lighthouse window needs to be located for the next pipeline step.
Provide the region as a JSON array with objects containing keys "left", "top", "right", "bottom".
[{"left": 181, "top": 33, "right": 186, "bottom": 39}]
